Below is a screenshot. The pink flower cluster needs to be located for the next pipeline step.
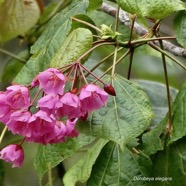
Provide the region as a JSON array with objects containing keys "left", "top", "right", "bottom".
[
  {"left": 0, "top": 68, "right": 109, "bottom": 145},
  {"left": 0, "top": 68, "right": 109, "bottom": 167}
]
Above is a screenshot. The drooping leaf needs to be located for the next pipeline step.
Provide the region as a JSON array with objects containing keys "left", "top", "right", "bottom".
[
  {"left": 14, "top": 0, "right": 89, "bottom": 85},
  {"left": 50, "top": 28, "right": 93, "bottom": 68},
  {"left": 63, "top": 139, "right": 108, "bottom": 186},
  {"left": 34, "top": 134, "right": 95, "bottom": 181},
  {"left": 137, "top": 80, "right": 178, "bottom": 127},
  {"left": 87, "top": 141, "right": 152, "bottom": 186},
  {"left": 78, "top": 74, "right": 153, "bottom": 147},
  {"left": 87, "top": 0, "right": 102, "bottom": 11},
  {"left": 174, "top": 10, "right": 186, "bottom": 48},
  {"left": 142, "top": 117, "right": 167, "bottom": 156},
  {"left": 0, "top": 0, "right": 40, "bottom": 43},
  {"left": 169, "top": 81, "right": 186, "bottom": 144},
  {"left": 141, "top": 80, "right": 186, "bottom": 155},
  {"left": 116, "top": 0, "right": 185, "bottom": 19},
  {"left": 151, "top": 137, "right": 186, "bottom": 185}
]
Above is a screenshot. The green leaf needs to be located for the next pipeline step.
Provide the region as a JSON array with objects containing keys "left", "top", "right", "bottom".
[
  {"left": 0, "top": 0, "right": 40, "bottom": 43},
  {"left": 142, "top": 117, "right": 167, "bottom": 156},
  {"left": 169, "top": 81, "right": 186, "bottom": 144},
  {"left": 87, "top": 141, "right": 152, "bottom": 186},
  {"left": 174, "top": 10, "right": 186, "bottom": 48},
  {"left": 50, "top": 28, "right": 93, "bottom": 68},
  {"left": 38, "top": 0, "right": 72, "bottom": 25},
  {"left": 116, "top": 0, "right": 185, "bottom": 19},
  {"left": 137, "top": 80, "right": 178, "bottom": 127},
  {"left": 34, "top": 134, "right": 95, "bottom": 181},
  {"left": 134, "top": 81, "right": 177, "bottom": 156},
  {"left": 100, "top": 24, "right": 122, "bottom": 40},
  {"left": 87, "top": 0, "right": 102, "bottom": 11},
  {"left": 78, "top": 74, "right": 153, "bottom": 147},
  {"left": 14, "top": 0, "right": 88, "bottom": 85},
  {"left": 63, "top": 138, "right": 108, "bottom": 186},
  {"left": 151, "top": 137, "right": 186, "bottom": 185}
]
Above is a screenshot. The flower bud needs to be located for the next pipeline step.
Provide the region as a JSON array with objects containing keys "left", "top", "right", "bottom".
[
  {"left": 104, "top": 84, "right": 116, "bottom": 96},
  {"left": 0, "top": 144, "right": 24, "bottom": 168}
]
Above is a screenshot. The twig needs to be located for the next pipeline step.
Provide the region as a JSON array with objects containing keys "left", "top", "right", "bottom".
[{"left": 101, "top": 2, "right": 186, "bottom": 58}]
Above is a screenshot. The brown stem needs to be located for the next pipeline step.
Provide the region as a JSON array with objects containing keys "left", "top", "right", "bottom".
[
  {"left": 156, "top": 31, "right": 172, "bottom": 134},
  {"left": 127, "top": 48, "right": 135, "bottom": 80}
]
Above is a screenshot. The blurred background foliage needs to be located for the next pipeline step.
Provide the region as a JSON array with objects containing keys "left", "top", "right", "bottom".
[{"left": 0, "top": 0, "right": 185, "bottom": 185}]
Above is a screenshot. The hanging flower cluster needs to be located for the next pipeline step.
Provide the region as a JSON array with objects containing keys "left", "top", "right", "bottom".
[{"left": 0, "top": 65, "right": 115, "bottom": 167}]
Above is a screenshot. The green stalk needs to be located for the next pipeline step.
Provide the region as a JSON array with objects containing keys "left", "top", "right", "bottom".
[
  {"left": 71, "top": 17, "right": 102, "bottom": 33},
  {"left": 0, "top": 48, "right": 26, "bottom": 63},
  {"left": 93, "top": 49, "right": 130, "bottom": 83},
  {"left": 48, "top": 163, "right": 53, "bottom": 186},
  {"left": 86, "top": 47, "right": 123, "bottom": 77},
  {"left": 0, "top": 126, "right": 7, "bottom": 145},
  {"left": 77, "top": 42, "right": 116, "bottom": 62},
  {"left": 111, "top": 5, "right": 120, "bottom": 78}
]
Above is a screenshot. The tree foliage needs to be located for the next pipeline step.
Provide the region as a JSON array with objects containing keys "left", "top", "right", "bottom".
[{"left": 0, "top": 0, "right": 186, "bottom": 185}]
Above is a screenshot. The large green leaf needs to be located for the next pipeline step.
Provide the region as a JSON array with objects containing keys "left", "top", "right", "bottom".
[
  {"left": 116, "top": 0, "right": 185, "bottom": 19},
  {"left": 0, "top": 0, "right": 40, "bottom": 43},
  {"left": 87, "top": 141, "right": 152, "bottom": 186},
  {"left": 14, "top": 0, "right": 88, "bottom": 85},
  {"left": 151, "top": 137, "right": 186, "bottom": 185},
  {"left": 137, "top": 80, "right": 178, "bottom": 127},
  {"left": 142, "top": 81, "right": 186, "bottom": 155},
  {"left": 78, "top": 74, "right": 153, "bottom": 147},
  {"left": 63, "top": 139, "right": 108, "bottom": 186},
  {"left": 34, "top": 134, "right": 95, "bottom": 181},
  {"left": 174, "top": 11, "right": 186, "bottom": 48},
  {"left": 142, "top": 117, "right": 167, "bottom": 156},
  {"left": 50, "top": 28, "right": 93, "bottom": 67},
  {"left": 169, "top": 81, "right": 186, "bottom": 144}
]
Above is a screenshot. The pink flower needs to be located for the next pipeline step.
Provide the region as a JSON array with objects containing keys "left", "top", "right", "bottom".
[
  {"left": 79, "top": 84, "right": 108, "bottom": 112},
  {"left": 45, "top": 121, "right": 67, "bottom": 144},
  {"left": 0, "top": 93, "right": 12, "bottom": 123},
  {"left": 5, "top": 85, "right": 30, "bottom": 110},
  {"left": 0, "top": 144, "right": 24, "bottom": 168},
  {"left": 7, "top": 110, "right": 32, "bottom": 137},
  {"left": 32, "top": 68, "right": 66, "bottom": 96},
  {"left": 65, "top": 119, "right": 79, "bottom": 137},
  {"left": 37, "top": 94, "right": 61, "bottom": 115},
  {"left": 27, "top": 110, "right": 55, "bottom": 136},
  {"left": 58, "top": 92, "right": 82, "bottom": 119}
]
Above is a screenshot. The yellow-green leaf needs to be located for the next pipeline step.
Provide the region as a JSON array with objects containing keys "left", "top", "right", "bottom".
[{"left": 0, "top": 0, "right": 40, "bottom": 43}]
